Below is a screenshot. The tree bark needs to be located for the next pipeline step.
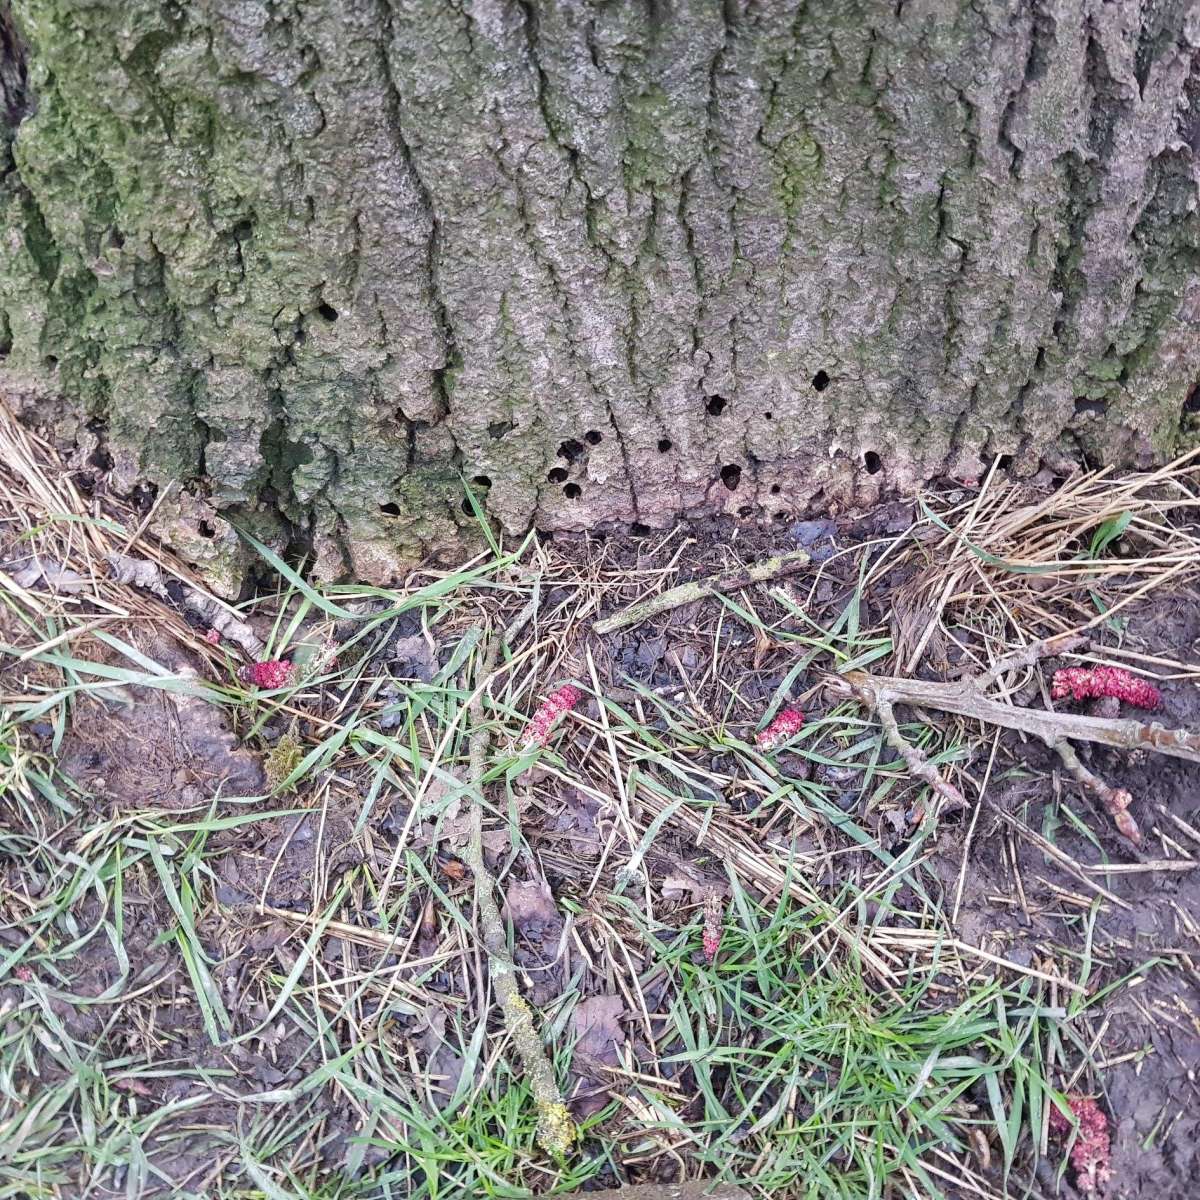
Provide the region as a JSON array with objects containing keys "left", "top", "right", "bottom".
[{"left": 2, "top": 1, "right": 1199, "bottom": 590}]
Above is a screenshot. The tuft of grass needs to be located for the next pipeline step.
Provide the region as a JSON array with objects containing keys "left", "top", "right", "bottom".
[{"left": 612, "top": 873, "right": 1062, "bottom": 1200}]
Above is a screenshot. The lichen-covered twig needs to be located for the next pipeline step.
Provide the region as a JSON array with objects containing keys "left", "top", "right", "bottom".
[
  {"left": 593, "top": 548, "right": 811, "bottom": 635},
  {"left": 462, "top": 632, "right": 575, "bottom": 1157}
]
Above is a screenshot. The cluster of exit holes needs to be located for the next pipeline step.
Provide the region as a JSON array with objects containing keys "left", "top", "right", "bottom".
[
  {"left": 546, "top": 431, "right": 604, "bottom": 499},
  {"left": 384, "top": 372, "right": 847, "bottom": 516},
  {"left": 547, "top": 375, "right": 835, "bottom": 501}
]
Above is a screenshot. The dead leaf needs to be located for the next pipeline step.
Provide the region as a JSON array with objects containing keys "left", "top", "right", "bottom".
[
  {"left": 439, "top": 857, "right": 467, "bottom": 882},
  {"left": 390, "top": 634, "right": 436, "bottom": 682},
  {"left": 502, "top": 877, "right": 564, "bottom": 1003},
  {"left": 422, "top": 1008, "right": 466, "bottom": 1099},
  {"left": 247, "top": 920, "right": 292, "bottom": 953},
  {"left": 481, "top": 828, "right": 509, "bottom": 857},
  {"left": 568, "top": 994, "right": 627, "bottom": 1120},
  {"left": 424, "top": 766, "right": 467, "bottom": 809},
  {"left": 549, "top": 786, "right": 601, "bottom": 846},
  {"left": 660, "top": 862, "right": 727, "bottom": 906},
  {"left": 502, "top": 878, "right": 561, "bottom": 933},
  {"left": 751, "top": 627, "right": 777, "bottom": 670},
  {"left": 572, "top": 994, "right": 625, "bottom": 1069},
  {"left": 419, "top": 898, "right": 437, "bottom": 941},
  {"left": 411, "top": 769, "right": 472, "bottom": 848},
  {"left": 4, "top": 557, "right": 88, "bottom": 594},
  {"left": 417, "top": 897, "right": 439, "bottom": 959}
]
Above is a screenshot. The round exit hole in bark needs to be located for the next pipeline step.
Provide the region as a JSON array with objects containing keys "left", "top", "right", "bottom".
[
  {"left": 706, "top": 395, "right": 727, "bottom": 416},
  {"left": 463, "top": 477, "right": 491, "bottom": 515},
  {"left": 720, "top": 464, "right": 742, "bottom": 490},
  {"left": 584, "top": 430, "right": 603, "bottom": 445},
  {"left": 558, "top": 439, "right": 584, "bottom": 461},
  {"left": 658, "top": 438, "right": 672, "bottom": 452},
  {"left": 864, "top": 451, "right": 882, "bottom": 474},
  {"left": 130, "top": 481, "right": 157, "bottom": 512},
  {"left": 317, "top": 301, "right": 338, "bottom": 322},
  {"left": 563, "top": 483, "right": 582, "bottom": 499},
  {"left": 547, "top": 467, "right": 568, "bottom": 484},
  {"left": 379, "top": 502, "right": 401, "bottom": 516},
  {"left": 812, "top": 370, "right": 830, "bottom": 391}
]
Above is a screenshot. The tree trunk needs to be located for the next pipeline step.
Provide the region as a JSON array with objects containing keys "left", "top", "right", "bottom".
[{"left": 2, "top": 1, "right": 1199, "bottom": 590}]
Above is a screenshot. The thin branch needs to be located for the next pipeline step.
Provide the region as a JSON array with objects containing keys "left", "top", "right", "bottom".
[
  {"left": 853, "top": 686, "right": 966, "bottom": 816},
  {"left": 832, "top": 665, "right": 1200, "bottom": 846},
  {"left": 593, "top": 548, "right": 811, "bottom": 634},
  {"left": 834, "top": 672, "right": 1200, "bottom": 764},
  {"left": 461, "top": 631, "right": 575, "bottom": 1157},
  {"left": 975, "top": 632, "right": 1088, "bottom": 691},
  {"left": 1051, "top": 740, "right": 1140, "bottom": 846}
]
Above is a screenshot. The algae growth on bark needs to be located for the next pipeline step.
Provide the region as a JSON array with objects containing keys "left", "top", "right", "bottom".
[{"left": 2, "top": 1, "right": 1200, "bottom": 590}]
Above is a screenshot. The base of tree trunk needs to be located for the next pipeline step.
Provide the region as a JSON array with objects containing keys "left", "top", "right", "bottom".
[{"left": 3, "top": 2, "right": 1200, "bottom": 592}]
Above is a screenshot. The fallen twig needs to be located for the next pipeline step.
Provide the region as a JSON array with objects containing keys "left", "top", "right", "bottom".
[
  {"left": 461, "top": 628, "right": 575, "bottom": 1157},
  {"left": 1052, "top": 740, "right": 1140, "bottom": 845},
  {"left": 973, "top": 633, "right": 1088, "bottom": 690},
  {"left": 834, "top": 673, "right": 1200, "bottom": 764},
  {"left": 851, "top": 686, "right": 966, "bottom": 816},
  {"left": 832, "top": 658, "right": 1198, "bottom": 845},
  {"left": 593, "top": 548, "right": 810, "bottom": 635}
]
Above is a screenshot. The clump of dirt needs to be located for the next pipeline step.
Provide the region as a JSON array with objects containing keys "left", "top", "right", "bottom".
[{"left": 57, "top": 631, "right": 263, "bottom": 806}]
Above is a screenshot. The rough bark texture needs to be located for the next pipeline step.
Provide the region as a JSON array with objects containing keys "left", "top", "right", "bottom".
[{"left": 2, "top": 1, "right": 1200, "bottom": 590}]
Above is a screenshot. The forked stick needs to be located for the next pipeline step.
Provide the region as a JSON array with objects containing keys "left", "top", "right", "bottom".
[
  {"left": 831, "top": 652, "right": 1191, "bottom": 845},
  {"left": 866, "top": 690, "right": 967, "bottom": 815},
  {"left": 834, "top": 673, "right": 1200, "bottom": 765}
]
